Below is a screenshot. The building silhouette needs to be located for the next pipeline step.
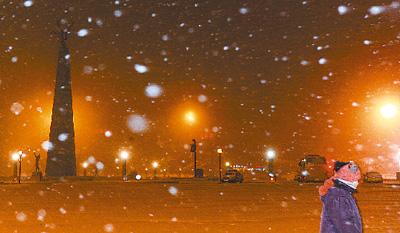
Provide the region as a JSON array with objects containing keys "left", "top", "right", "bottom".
[{"left": 46, "top": 21, "right": 77, "bottom": 176}]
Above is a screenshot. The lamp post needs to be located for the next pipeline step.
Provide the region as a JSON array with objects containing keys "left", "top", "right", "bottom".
[
  {"left": 11, "top": 152, "right": 19, "bottom": 179},
  {"left": 120, "top": 150, "right": 129, "bottom": 181},
  {"left": 190, "top": 139, "right": 197, "bottom": 178},
  {"left": 265, "top": 149, "right": 277, "bottom": 174},
  {"left": 217, "top": 148, "right": 223, "bottom": 183},
  {"left": 82, "top": 161, "right": 89, "bottom": 176},
  {"left": 17, "top": 151, "right": 25, "bottom": 184},
  {"left": 152, "top": 161, "right": 159, "bottom": 179}
]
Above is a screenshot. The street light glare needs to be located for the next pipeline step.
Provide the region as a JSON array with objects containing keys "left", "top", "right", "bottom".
[
  {"left": 152, "top": 161, "right": 159, "bottom": 169},
  {"left": 11, "top": 153, "right": 19, "bottom": 161},
  {"left": 119, "top": 150, "right": 129, "bottom": 160},
  {"left": 380, "top": 104, "right": 397, "bottom": 119},
  {"left": 185, "top": 111, "right": 196, "bottom": 124},
  {"left": 82, "top": 161, "right": 89, "bottom": 168},
  {"left": 266, "top": 149, "right": 276, "bottom": 160},
  {"left": 217, "top": 148, "right": 223, "bottom": 154}
]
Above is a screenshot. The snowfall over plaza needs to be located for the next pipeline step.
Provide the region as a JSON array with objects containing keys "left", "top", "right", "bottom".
[
  {"left": 0, "top": 180, "right": 398, "bottom": 233},
  {"left": 2, "top": 0, "right": 400, "bottom": 232}
]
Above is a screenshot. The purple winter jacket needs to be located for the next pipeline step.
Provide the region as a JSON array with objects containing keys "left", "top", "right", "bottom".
[{"left": 320, "top": 180, "right": 362, "bottom": 233}]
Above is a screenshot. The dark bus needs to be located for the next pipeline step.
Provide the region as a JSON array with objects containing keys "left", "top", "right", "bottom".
[{"left": 295, "top": 155, "right": 329, "bottom": 182}]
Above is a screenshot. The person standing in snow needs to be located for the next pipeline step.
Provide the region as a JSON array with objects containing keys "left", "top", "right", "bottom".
[{"left": 319, "top": 161, "right": 362, "bottom": 233}]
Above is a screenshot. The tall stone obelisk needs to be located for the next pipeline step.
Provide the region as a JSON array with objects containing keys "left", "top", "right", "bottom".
[{"left": 46, "top": 21, "right": 76, "bottom": 176}]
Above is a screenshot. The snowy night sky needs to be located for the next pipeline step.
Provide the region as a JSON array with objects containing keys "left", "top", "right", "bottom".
[{"left": 2, "top": 0, "right": 400, "bottom": 176}]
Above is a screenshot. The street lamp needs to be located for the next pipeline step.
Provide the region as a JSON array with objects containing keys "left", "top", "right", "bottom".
[
  {"left": 190, "top": 139, "right": 197, "bottom": 178},
  {"left": 184, "top": 111, "right": 196, "bottom": 125},
  {"left": 217, "top": 148, "right": 223, "bottom": 183},
  {"left": 119, "top": 150, "right": 129, "bottom": 181},
  {"left": 225, "top": 161, "right": 231, "bottom": 168},
  {"left": 265, "top": 148, "right": 277, "bottom": 174},
  {"left": 11, "top": 152, "right": 19, "bottom": 179},
  {"left": 17, "top": 151, "right": 26, "bottom": 184},
  {"left": 82, "top": 161, "right": 89, "bottom": 176},
  {"left": 380, "top": 103, "right": 397, "bottom": 119},
  {"left": 152, "top": 161, "right": 159, "bottom": 179}
]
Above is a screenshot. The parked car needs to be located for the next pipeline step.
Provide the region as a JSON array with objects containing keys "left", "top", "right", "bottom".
[
  {"left": 222, "top": 170, "right": 244, "bottom": 183},
  {"left": 267, "top": 172, "right": 277, "bottom": 182},
  {"left": 364, "top": 171, "right": 383, "bottom": 183}
]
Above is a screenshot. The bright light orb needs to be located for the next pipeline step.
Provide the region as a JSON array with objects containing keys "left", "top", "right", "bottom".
[
  {"left": 104, "top": 130, "right": 112, "bottom": 138},
  {"left": 225, "top": 162, "right": 230, "bottom": 167},
  {"left": 152, "top": 161, "right": 159, "bottom": 169},
  {"left": 11, "top": 153, "right": 19, "bottom": 161},
  {"left": 265, "top": 149, "right": 276, "bottom": 160},
  {"left": 184, "top": 111, "right": 196, "bottom": 124},
  {"left": 119, "top": 151, "right": 129, "bottom": 160},
  {"left": 82, "top": 161, "right": 89, "bottom": 168},
  {"left": 380, "top": 104, "right": 397, "bottom": 119}
]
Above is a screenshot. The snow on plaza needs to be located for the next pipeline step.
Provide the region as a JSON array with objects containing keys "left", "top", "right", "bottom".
[
  {"left": 0, "top": 180, "right": 398, "bottom": 233},
  {"left": 3, "top": 1, "right": 400, "bottom": 232}
]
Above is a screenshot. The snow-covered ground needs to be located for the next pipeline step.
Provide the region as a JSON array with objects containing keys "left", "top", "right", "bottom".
[{"left": 0, "top": 180, "right": 399, "bottom": 233}]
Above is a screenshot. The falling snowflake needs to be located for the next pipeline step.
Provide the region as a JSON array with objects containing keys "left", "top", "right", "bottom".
[
  {"left": 37, "top": 209, "right": 46, "bottom": 221},
  {"left": 368, "top": 6, "right": 386, "bottom": 15},
  {"left": 113, "top": 10, "right": 122, "bottom": 17},
  {"left": 59, "top": 208, "right": 67, "bottom": 214},
  {"left": 10, "top": 102, "right": 24, "bottom": 115},
  {"left": 198, "top": 95, "right": 208, "bottom": 103},
  {"left": 134, "top": 64, "right": 149, "bottom": 74},
  {"left": 16, "top": 212, "right": 27, "bottom": 222},
  {"left": 23, "top": 0, "right": 33, "bottom": 7},
  {"left": 96, "top": 162, "right": 105, "bottom": 170},
  {"left": 168, "top": 186, "right": 178, "bottom": 196},
  {"left": 41, "top": 140, "right": 54, "bottom": 151},
  {"left": 58, "top": 133, "right": 69, "bottom": 142},
  {"left": 127, "top": 114, "right": 149, "bottom": 133},
  {"left": 318, "top": 58, "right": 327, "bottom": 65},
  {"left": 104, "top": 224, "right": 114, "bottom": 232},
  {"left": 337, "top": 5, "right": 350, "bottom": 15},
  {"left": 77, "top": 29, "right": 89, "bottom": 37},
  {"left": 145, "top": 84, "right": 163, "bottom": 98},
  {"left": 239, "top": 7, "right": 249, "bottom": 14}
]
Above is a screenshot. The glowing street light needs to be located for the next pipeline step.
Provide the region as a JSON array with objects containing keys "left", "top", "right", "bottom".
[
  {"left": 265, "top": 148, "right": 277, "bottom": 174},
  {"left": 266, "top": 149, "right": 276, "bottom": 160},
  {"left": 17, "top": 151, "right": 26, "bottom": 184},
  {"left": 82, "top": 161, "right": 89, "bottom": 176},
  {"left": 184, "top": 111, "right": 196, "bottom": 124},
  {"left": 11, "top": 152, "right": 19, "bottom": 179},
  {"left": 225, "top": 161, "right": 231, "bottom": 167},
  {"left": 217, "top": 148, "right": 223, "bottom": 183},
  {"left": 190, "top": 139, "right": 197, "bottom": 178},
  {"left": 380, "top": 103, "right": 397, "bottom": 119},
  {"left": 119, "top": 150, "right": 130, "bottom": 181},
  {"left": 152, "top": 161, "right": 159, "bottom": 179}
]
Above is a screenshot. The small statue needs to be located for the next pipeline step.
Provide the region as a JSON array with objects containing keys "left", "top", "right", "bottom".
[
  {"left": 34, "top": 152, "right": 40, "bottom": 173},
  {"left": 33, "top": 152, "right": 43, "bottom": 181}
]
